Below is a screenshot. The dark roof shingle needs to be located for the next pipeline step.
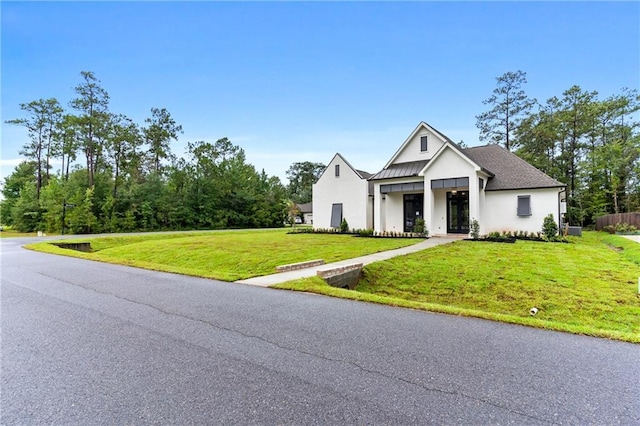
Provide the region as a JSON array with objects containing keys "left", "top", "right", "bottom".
[{"left": 462, "top": 144, "right": 564, "bottom": 190}]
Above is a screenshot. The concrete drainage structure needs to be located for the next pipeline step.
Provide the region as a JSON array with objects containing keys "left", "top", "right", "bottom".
[
  {"left": 51, "top": 242, "right": 92, "bottom": 252},
  {"left": 317, "top": 263, "right": 363, "bottom": 290}
]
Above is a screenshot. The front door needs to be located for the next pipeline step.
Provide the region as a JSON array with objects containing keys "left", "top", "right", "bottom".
[
  {"left": 404, "top": 194, "right": 424, "bottom": 232},
  {"left": 447, "top": 191, "right": 469, "bottom": 234}
]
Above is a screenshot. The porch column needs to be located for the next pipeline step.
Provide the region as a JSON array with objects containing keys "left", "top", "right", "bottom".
[
  {"left": 424, "top": 184, "right": 434, "bottom": 235},
  {"left": 468, "top": 173, "right": 479, "bottom": 230},
  {"left": 373, "top": 182, "right": 382, "bottom": 232}
]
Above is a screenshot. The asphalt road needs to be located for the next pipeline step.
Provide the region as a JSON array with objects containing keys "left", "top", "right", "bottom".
[{"left": 1, "top": 237, "right": 639, "bottom": 425}]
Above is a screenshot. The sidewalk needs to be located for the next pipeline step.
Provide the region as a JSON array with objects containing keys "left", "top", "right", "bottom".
[{"left": 235, "top": 236, "right": 459, "bottom": 287}]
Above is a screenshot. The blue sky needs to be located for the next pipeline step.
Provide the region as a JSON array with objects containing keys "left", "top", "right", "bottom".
[{"left": 2, "top": 1, "right": 638, "bottom": 183}]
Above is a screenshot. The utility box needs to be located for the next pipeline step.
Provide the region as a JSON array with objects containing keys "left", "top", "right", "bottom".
[{"left": 567, "top": 226, "right": 582, "bottom": 236}]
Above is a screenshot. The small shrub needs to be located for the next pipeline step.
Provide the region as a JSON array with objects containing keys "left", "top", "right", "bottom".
[
  {"left": 414, "top": 218, "right": 425, "bottom": 234},
  {"left": 470, "top": 219, "right": 480, "bottom": 240},
  {"left": 542, "top": 214, "right": 559, "bottom": 241},
  {"left": 356, "top": 228, "right": 374, "bottom": 237},
  {"left": 615, "top": 222, "right": 638, "bottom": 234},
  {"left": 340, "top": 218, "right": 349, "bottom": 233}
]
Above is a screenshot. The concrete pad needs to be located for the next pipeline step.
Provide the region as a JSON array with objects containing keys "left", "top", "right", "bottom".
[{"left": 236, "top": 236, "right": 458, "bottom": 287}]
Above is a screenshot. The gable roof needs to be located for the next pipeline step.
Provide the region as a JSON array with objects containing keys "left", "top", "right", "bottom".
[
  {"left": 462, "top": 144, "right": 565, "bottom": 190},
  {"left": 369, "top": 121, "right": 564, "bottom": 190},
  {"left": 383, "top": 121, "right": 452, "bottom": 168},
  {"left": 297, "top": 202, "right": 312, "bottom": 213},
  {"left": 316, "top": 153, "right": 370, "bottom": 181}
]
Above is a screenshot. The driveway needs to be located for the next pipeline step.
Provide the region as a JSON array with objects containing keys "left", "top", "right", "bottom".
[{"left": 2, "top": 237, "right": 639, "bottom": 424}]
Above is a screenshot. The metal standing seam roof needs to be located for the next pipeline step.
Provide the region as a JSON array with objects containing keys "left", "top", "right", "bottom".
[{"left": 369, "top": 160, "right": 429, "bottom": 180}]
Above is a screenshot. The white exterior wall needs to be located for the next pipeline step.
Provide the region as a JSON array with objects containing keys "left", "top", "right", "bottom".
[
  {"left": 373, "top": 177, "right": 424, "bottom": 232},
  {"left": 483, "top": 188, "right": 561, "bottom": 234},
  {"left": 421, "top": 147, "right": 478, "bottom": 236},
  {"left": 393, "top": 128, "right": 446, "bottom": 164},
  {"left": 303, "top": 213, "right": 313, "bottom": 225},
  {"left": 312, "top": 155, "right": 370, "bottom": 230},
  {"left": 430, "top": 189, "right": 447, "bottom": 235}
]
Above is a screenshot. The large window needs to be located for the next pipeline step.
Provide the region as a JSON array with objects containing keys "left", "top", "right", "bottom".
[
  {"left": 517, "top": 195, "right": 531, "bottom": 216},
  {"left": 420, "top": 136, "right": 428, "bottom": 152},
  {"left": 330, "top": 203, "right": 343, "bottom": 228}
]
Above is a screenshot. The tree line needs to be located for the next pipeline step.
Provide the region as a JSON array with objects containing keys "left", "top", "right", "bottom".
[
  {"left": 476, "top": 71, "right": 639, "bottom": 226},
  {"left": 1, "top": 71, "right": 309, "bottom": 233},
  {"left": 4, "top": 70, "right": 637, "bottom": 234}
]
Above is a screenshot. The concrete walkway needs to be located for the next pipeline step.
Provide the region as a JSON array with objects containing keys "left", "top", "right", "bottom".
[
  {"left": 235, "top": 236, "right": 459, "bottom": 287},
  {"left": 622, "top": 235, "right": 640, "bottom": 243}
]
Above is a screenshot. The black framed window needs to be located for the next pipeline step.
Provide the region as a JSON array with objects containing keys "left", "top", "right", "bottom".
[
  {"left": 420, "top": 136, "right": 428, "bottom": 152},
  {"left": 517, "top": 195, "right": 531, "bottom": 216},
  {"left": 335, "top": 164, "right": 340, "bottom": 177}
]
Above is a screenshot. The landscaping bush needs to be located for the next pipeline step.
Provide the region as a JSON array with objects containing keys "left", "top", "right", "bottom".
[
  {"left": 414, "top": 218, "right": 425, "bottom": 234},
  {"left": 470, "top": 219, "right": 480, "bottom": 240},
  {"left": 542, "top": 214, "right": 559, "bottom": 241},
  {"left": 340, "top": 218, "right": 349, "bottom": 233},
  {"left": 614, "top": 222, "right": 638, "bottom": 234}
]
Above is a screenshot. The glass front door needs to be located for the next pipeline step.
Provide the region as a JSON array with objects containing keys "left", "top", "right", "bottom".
[
  {"left": 447, "top": 191, "right": 469, "bottom": 234},
  {"left": 404, "top": 194, "right": 424, "bottom": 232}
]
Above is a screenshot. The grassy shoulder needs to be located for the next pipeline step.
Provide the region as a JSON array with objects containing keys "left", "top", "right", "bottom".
[
  {"left": 26, "top": 229, "right": 420, "bottom": 281},
  {"left": 274, "top": 232, "right": 640, "bottom": 343}
]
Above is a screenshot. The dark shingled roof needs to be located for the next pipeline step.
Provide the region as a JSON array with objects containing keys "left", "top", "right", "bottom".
[
  {"left": 297, "top": 202, "right": 312, "bottom": 213},
  {"left": 369, "top": 160, "right": 429, "bottom": 180},
  {"left": 369, "top": 143, "right": 564, "bottom": 190},
  {"left": 462, "top": 144, "right": 565, "bottom": 190},
  {"left": 356, "top": 170, "right": 373, "bottom": 179}
]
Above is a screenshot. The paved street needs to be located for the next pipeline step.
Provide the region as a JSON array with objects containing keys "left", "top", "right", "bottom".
[{"left": 1, "top": 237, "right": 639, "bottom": 425}]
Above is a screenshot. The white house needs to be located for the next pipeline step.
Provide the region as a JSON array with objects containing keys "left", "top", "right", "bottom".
[
  {"left": 312, "top": 153, "right": 373, "bottom": 230},
  {"left": 296, "top": 202, "right": 313, "bottom": 225},
  {"left": 314, "top": 122, "right": 566, "bottom": 236}
]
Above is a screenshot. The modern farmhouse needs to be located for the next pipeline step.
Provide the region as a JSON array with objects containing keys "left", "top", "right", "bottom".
[{"left": 312, "top": 122, "right": 566, "bottom": 236}]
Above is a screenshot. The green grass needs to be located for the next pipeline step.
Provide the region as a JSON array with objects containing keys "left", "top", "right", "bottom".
[
  {"left": 275, "top": 232, "right": 640, "bottom": 343},
  {"left": 26, "top": 229, "right": 420, "bottom": 281}
]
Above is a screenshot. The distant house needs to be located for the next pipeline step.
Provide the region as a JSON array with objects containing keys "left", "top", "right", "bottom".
[
  {"left": 297, "top": 202, "right": 313, "bottom": 225},
  {"left": 313, "top": 122, "right": 566, "bottom": 236}
]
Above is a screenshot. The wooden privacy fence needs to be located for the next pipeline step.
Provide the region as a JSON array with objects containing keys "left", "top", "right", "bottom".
[{"left": 595, "top": 212, "right": 640, "bottom": 231}]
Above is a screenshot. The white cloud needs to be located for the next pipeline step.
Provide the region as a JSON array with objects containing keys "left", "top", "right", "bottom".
[{"left": 0, "top": 158, "right": 27, "bottom": 167}]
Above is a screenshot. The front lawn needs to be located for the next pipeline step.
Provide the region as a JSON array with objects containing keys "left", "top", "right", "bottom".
[
  {"left": 275, "top": 232, "right": 640, "bottom": 343},
  {"left": 26, "top": 229, "right": 420, "bottom": 281}
]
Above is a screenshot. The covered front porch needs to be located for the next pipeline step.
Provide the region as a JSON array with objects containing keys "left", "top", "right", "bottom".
[{"left": 372, "top": 175, "right": 483, "bottom": 236}]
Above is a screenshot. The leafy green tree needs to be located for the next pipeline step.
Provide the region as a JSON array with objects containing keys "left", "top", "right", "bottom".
[
  {"left": 285, "top": 200, "right": 301, "bottom": 227},
  {"left": 286, "top": 161, "right": 325, "bottom": 203},
  {"left": 143, "top": 107, "right": 182, "bottom": 174},
  {"left": 5, "top": 98, "right": 64, "bottom": 198},
  {"left": 476, "top": 70, "right": 535, "bottom": 151},
  {"left": 1, "top": 162, "right": 37, "bottom": 227},
  {"left": 69, "top": 71, "right": 110, "bottom": 187},
  {"left": 57, "top": 114, "right": 81, "bottom": 181}
]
